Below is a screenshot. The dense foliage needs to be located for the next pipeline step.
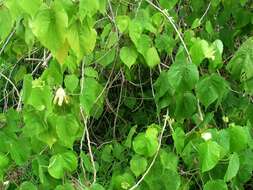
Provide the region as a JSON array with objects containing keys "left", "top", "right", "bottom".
[{"left": 0, "top": 0, "right": 253, "bottom": 189}]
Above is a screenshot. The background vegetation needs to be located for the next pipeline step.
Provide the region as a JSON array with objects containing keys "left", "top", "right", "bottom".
[{"left": 0, "top": 0, "right": 253, "bottom": 189}]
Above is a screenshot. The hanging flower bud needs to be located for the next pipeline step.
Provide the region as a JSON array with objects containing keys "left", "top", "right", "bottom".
[
  {"left": 53, "top": 87, "right": 67, "bottom": 106},
  {"left": 201, "top": 132, "right": 212, "bottom": 141}
]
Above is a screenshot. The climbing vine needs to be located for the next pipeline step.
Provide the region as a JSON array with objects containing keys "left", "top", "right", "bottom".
[{"left": 0, "top": 0, "right": 253, "bottom": 189}]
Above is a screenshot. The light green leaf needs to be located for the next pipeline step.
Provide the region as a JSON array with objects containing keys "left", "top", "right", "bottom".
[
  {"left": 203, "top": 180, "right": 228, "bottom": 190},
  {"left": 172, "top": 127, "right": 185, "bottom": 154},
  {"left": 67, "top": 19, "right": 97, "bottom": 60},
  {"left": 196, "top": 74, "right": 229, "bottom": 107},
  {"left": 19, "top": 0, "right": 42, "bottom": 17},
  {"left": 48, "top": 151, "right": 78, "bottom": 179},
  {"left": 84, "top": 67, "right": 99, "bottom": 79},
  {"left": 199, "top": 141, "right": 222, "bottom": 172},
  {"left": 64, "top": 74, "right": 79, "bottom": 93},
  {"left": 130, "top": 155, "right": 147, "bottom": 177},
  {"left": 224, "top": 152, "right": 240, "bottom": 182},
  {"left": 145, "top": 47, "right": 160, "bottom": 68},
  {"left": 0, "top": 6, "right": 13, "bottom": 40},
  {"left": 116, "top": 15, "right": 130, "bottom": 33},
  {"left": 133, "top": 127, "right": 159, "bottom": 157},
  {"left": 79, "top": 0, "right": 99, "bottom": 19},
  {"left": 56, "top": 115, "right": 80, "bottom": 148},
  {"left": 120, "top": 46, "right": 138, "bottom": 69},
  {"left": 31, "top": 3, "right": 68, "bottom": 63}
]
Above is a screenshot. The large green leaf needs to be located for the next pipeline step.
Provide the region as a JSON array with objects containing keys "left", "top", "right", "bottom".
[
  {"left": 120, "top": 46, "right": 138, "bottom": 69},
  {"left": 56, "top": 115, "right": 80, "bottom": 148},
  {"left": 0, "top": 6, "right": 13, "bottom": 40},
  {"left": 167, "top": 62, "right": 199, "bottom": 92},
  {"left": 196, "top": 74, "right": 229, "bottom": 107},
  {"left": 10, "top": 138, "right": 31, "bottom": 165},
  {"left": 174, "top": 92, "right": 197, "bottom": 119},
  {"left": 224, "top": 152, "right": 240, "bottom": 181},
  {"left": 229, "top": 124, "right": 249, "bottom": 152},
  {"left": 31, "top": 3, "right": 68, "bottom": 62},
  {"left": 67, "top": 19, "right": 97, "bottom": 61},
  {"left": 199, "top": 141, "right": 222, "bottom": 172},
  {"left": 172, "top": 127, "right": 185, "bottom": 154},
  {"left": 19, "top": 0, "right": 42, "bottom": 17},
  {"left": 48, "top": 151, "right": 78, "bottom": 179}
]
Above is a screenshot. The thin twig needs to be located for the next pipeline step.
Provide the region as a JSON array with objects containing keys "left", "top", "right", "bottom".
[
  {"left": 145, "top": 0, "right": 192, "bottom": 63},
  {"left": 199, "top": 2, "right": 211, "bottom": 23},
  {"left": 79, "top": 60, "right": 97, "bottom": 185},
  {"left": 0, "top": 72, "right": 21, "bottom": 111},
  {"left": 0, "top": 29, "right": 15, "bottom": 56}
]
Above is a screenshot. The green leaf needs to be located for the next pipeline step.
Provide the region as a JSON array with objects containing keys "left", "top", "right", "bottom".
[
  {"left": 159, "top": 150, "right": 178, "bottom": 172},
  {"left": 19, "top": 182, "right": 37, "bottom": 190},
  {"left": 0, "top": 6, "right": 13, "bottom": 40},
  {"left": 67, "top": 19, "right": 97, "bottom": 60},
  {"left": 174, "top": 92, "right": 197, "bottom": 119},
  {"left": 90, "top": 184, "right": 105, "bottom": 190},
  {"left": 133, "top": 126, "right": 159, "bottom": 157},
  {"left": 79, "top": 0, "right": 99, "bottom": 19},
  {"left": 190, "top": 39, "right": 213, "bottom": 65},
  {"left": 172, "top": 127, "right": 185, "bottom": 154},
  {"left": 80, "top": 77, "right": 104, "bottom": 116},
  {"left": 224, "top": 152, "right": 240, "bottom": 182},
  {"left": 125, "top": 125, "right": 137, "bottom": 148},
  {"left": 144, "top": 47, "right": 160, "bottom": 68},
  {"left": 203, "top": 180, "right": 228, "bottom": 190},
  {"left": 55, "top": 184, "right": 75, "bottom": 190},
  {"left": 116, "top": 15, "right": 130, "bottom": 33},
  {"left": 167, "top": 62, "right": 199, "bottom": 92},
  {"left": 84, "top": 67, "right": 99, "bottom": 79},
  {"left": 31, "top": 3, "right": 68, "bottom": 62},
  {"left": 10, "top": 138, "right": 31, "bottom": 165},
  {"left": 0, "top": 153, "right": 9, "bottom": 169},
  {"left": 64, "top": 75, "right": 79, "bottom": 93},
  {"left": 19, "top": 0, "right": 42, "bottom": 17},
  {"left": 159, "top": 0, "right": 178, "bottom": 10},
  {"left": 130, "top": 155, "right": 147, "bottom": 177},
  {"left": 199, "top": 141, "right": 222, "bottom": 172},
  {"left": 229, "top": 124, "right": 248, "bottom": 152},
  {"left": 120, "top": 46, "right": 138, "bottom": 69},
  {"left": 226, "top": 37, "right": 253, "bottom": 94},
  {"left": 48, "top": 151, "right": 78, "bottom": 179},
  {"left": 56, "top": 114, "right": 80, "bottom": 148},
  {"left": 196, "top": 74, "right": 229, "bottom": 107}
]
